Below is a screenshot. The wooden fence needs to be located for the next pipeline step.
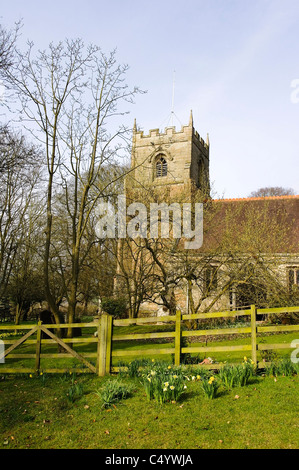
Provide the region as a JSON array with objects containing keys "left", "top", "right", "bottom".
[
  {"left": 0, "top": 305, "right": 298, "bottom": 376},
  {"left": 0, "top": 321, "right": 100, "bottom": 375}
]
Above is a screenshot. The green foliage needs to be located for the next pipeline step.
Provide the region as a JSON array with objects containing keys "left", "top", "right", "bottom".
[
  {"left": 141, "top": 362, "right": 187, "bottom": 404},
  {"left": 200, "top": 375, "right": 219, "bottom": 399},
  {"left": 0, "top": 331, "right": 19, "bottom": 339},
  {"left": 66, "top": 382, "right": 84, "bottom": 403},
  {"left": 126, "top": 359, "right": 150, "bottom": 378},
  {"left": 101, "top": 297, "right": 127, "bottom": 318},
  {"left": 117, "top": 359, "right": 171, "bottom": 378},
  {"left": 218, "top": 359, "right": 256, "bottom": 388},
  {"left": 183, "top": 365, "right": 213, "bottom": 379},
  {"left": 38, "top": 372, "right": 48, "bottom": 386},
  {"left": 63, "top": 372, "right": 85, "bottom": 403},
  {"left": 96, "top": 379, "right": 133, "bottom": 408},
  {"left": 265, "top": 357, "right": 299, "bottom": 377},
  {"left": 179, "top": 334, "right": 203, "bottom": 365},
  {"left": 258, "top": 339, "right": 279, "bottom": 362},
  {"left": 180, "top": 354, "right": 203, "bottom": 364}
]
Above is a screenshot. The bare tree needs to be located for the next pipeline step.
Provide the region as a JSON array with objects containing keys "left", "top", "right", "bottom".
[
  {"left": 0, "top": 21, "right": 21, "bottom": 73},
  {"left": 7, "top": 199, "right": 45, "bottom": 324},
  {"left": 114, "top": 237, "right": 155, "bottom": 318},
  {"left": 4, "top": 38, "right": 142, "bottom": 335},
  {"left": 0, "top": 127, "right": 42, "bottom": 303},
  {"left": 121, "top": 192, "right": 298, "bottom": 317},
  {"left": 248, "top": 187, "right": 295, "bottom": 198},
  {"left": 0, "top": 123, "right": 39, "bottom": 174}
]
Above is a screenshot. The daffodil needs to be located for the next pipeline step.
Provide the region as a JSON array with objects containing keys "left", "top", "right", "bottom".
[
  {"left": 168, "top": 365, "right": 172, "bottom": 370},
  {"left": 173, "top": 375, "right": 178, "bottom": 379},
  {"left": 164, "top": 382, "right": 169, "bottom": 387},
  {"left": 170, "top": 385, "right": 175, "bottom": 390},
  {"left": 196, "top": 375, "right": 201, "bottom": 380},
  {"left": 163, "top": 387, "right": 168, "bottom": 392}
]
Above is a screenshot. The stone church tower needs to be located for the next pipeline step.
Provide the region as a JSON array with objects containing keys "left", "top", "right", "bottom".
[
  {"left": 116, "top": 112, "right": 211, "bottom": 316},
  {"left": 125, "top": 111, "right": 210, "bottom": 199}
]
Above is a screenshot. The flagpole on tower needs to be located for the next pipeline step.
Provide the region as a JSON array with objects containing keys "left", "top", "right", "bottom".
[
  {"left": 160, "top": 70, "right": 182, "bottom": 130},
  {"left": 171, "top": 69, "right": 175, "bottom": 126}
]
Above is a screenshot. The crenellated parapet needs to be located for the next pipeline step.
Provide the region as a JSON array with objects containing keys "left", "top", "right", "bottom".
[
  {"left": 128, "top": 111, "right": 210, "bottom": 196},
  {"left": 133, "top": 122, "right": 209, "bottom": 151}
]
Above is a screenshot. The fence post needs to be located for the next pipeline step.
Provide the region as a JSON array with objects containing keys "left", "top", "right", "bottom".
[
  {"left": 0, "top": 339, "right": 4, "bottom": 363},
  {"left": 175, "top": 310, "right": 181, "bottom": 366},
  {"left": 250, "top": 305, "right": 257, "bottom": 364},
  {"left": 35, "top": 321, "right": 42, "bottom": 375},
  {"left": 105, "top": 315, "right": 113, "bottom": 375},
  {"left": 96, "top": 320, "right": 101, "bottom": 375},
  {"left": 97, "top": 316, "right": 106, "bottom": 376},
  {"left": 97, "top": 314, "right": 112, "bottom": 376}
]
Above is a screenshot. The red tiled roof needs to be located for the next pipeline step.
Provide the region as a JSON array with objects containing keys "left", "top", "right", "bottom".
[
  {"left": 213, "top": 195, "right": 299, "bottom": 202},
  {"left": 198, "top": 195, "right": 299, "bottom": 254}
]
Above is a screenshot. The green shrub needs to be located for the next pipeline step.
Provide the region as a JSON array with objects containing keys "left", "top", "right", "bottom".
[
  {"left": 101, "top": 297, "right": 127, "bottom": 318},
  {"left": 96, "top": 379, "right": 133, "bottom": 408},
  {"left": 174, "top": 334, "right": 203, "bottom": 365},
  {"left": 258, "top": 339, "right": 279, "bottom": 362}
]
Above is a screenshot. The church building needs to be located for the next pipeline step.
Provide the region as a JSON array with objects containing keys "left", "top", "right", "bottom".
[{"left": 116, "top": 114, "right": 299, "bottom": 318}]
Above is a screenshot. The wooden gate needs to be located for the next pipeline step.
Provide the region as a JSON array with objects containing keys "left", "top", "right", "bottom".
[{"left": 0, "top": 320, "right": 103, "bottom": 375}]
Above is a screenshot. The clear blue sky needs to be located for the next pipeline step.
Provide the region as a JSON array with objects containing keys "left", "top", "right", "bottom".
[{"left": 1, "top": 0, "right": 299, "bottom": 198}]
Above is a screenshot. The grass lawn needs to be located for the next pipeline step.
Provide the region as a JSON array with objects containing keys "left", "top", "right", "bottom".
[
  {"left": 1, "top": 319, "right": 298, "bottom": 450},
  {"left": 0, "top": 362, "right": 298, "bottom": 449}
]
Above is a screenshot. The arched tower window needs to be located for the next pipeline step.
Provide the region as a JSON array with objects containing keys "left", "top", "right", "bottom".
[{"left": 156, "top": 155, "right": 167, "bottom": 177}]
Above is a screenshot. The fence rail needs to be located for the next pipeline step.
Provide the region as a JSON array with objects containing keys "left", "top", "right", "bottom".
[{"left": 0, "top": 305, "right": 298, "bottom": 376}]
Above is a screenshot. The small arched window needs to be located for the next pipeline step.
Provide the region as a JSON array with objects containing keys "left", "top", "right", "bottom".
[{"left": 156, "top": 155, "right": 167, "bottom": 177}]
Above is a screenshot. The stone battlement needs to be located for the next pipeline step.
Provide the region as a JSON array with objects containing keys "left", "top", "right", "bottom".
[
  {"left": 134, "top": 123, "right": 209, "bottom": 149},
  {"left": 129, "top": 112, "right": 210, "bottom": 193}
]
